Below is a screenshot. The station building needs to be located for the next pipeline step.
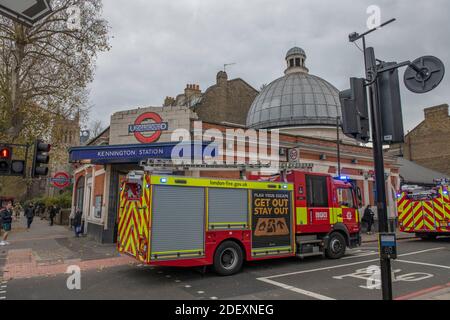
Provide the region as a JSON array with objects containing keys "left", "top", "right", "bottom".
[{"left": 69, "top": 47, "right": 400, "bottom": 243}]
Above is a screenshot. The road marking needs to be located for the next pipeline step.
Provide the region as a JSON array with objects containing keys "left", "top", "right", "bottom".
[
  {"left": 261, "top": 247, "right": 446, "bottom": 280},
  {"left": 395, "top": 282, "right": 450, "bottom": 300},
  {"left": 257, "top": 247, "right": 446, "bottom": 300},
  {"left": 0, "top": 297, "right": 6, "bottom": 300},
  {"left": 397, "top": 247, "right": 445, "bottom": 257},
  {"left": 197, "top": 291, "right": 205, "bottom": 294},
  {"left": 210, "top": 297, "right": 219, "bottom": 300},
  {"left": 342, "top": 251, "right": 378, "bottom": 260},
  {"left": 396, "top": 259, "right": 450, "bottom": 270},
  {"left": 258, "top": 278, "right": 335, "bottom": 300},
  {"left": 0, "top": 291, "right": 5, "bottom": 294}
]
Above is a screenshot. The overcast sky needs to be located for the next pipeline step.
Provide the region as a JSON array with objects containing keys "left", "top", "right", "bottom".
[{"left": 88, "top": 0, "right": 450, "bottom": 132}]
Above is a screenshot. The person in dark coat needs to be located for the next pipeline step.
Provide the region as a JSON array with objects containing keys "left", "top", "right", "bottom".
[
  {"left": 25, "top": 203, "right": 35, "bottom": 229},
  {"left": 0, "top": 202, "right": 13, "bottom": 245},
  {"left": 49, "top": 205, "right": 57, "bottom": 226},
  {"left": 73, "top": 209, "right": 83, "bottom": 237},
  {"left": 362, "top": 205, "right": 375, "bottom": 235}
]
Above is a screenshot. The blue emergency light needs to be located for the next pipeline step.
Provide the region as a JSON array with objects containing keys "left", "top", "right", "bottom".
[{"left": 160, "top": 177, "right": 168, "bottom": 183}]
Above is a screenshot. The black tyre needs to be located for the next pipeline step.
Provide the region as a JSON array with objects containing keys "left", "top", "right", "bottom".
[
  {"left": 325, "top": 232, "right": 346, "bottom": 259},
  {"left": 213, "top": 241, "right": 244, "bottom": 276},
  {"left": 416, "top": 233, "right": 437, "bottom": 241}
]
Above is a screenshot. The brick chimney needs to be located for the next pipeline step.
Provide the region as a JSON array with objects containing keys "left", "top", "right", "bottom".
[
  {"left": 184, "top": 84, "right": 201, "bottom": 100},
  {"left": 163, "top": 96, "right": 176, "bottom": 107},
  {"left": 424, "top": 104, "right": 449, "bottom": 121}
]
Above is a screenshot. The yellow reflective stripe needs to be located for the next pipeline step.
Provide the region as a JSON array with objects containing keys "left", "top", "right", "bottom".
[
  {"left": 252, "top": 246, "right": 292, "bottom": 253},
  {"left": 331, "top": 208, "right": 343, "bottom": 224},
  {"left": 152, "top": 249, "right": 203, "bottom": 255},
  {"left": 152, "top": 253, "right": 203, "bottom": 259},
  {"left": 151, "top": 175, "right": 293, "bottom": 191},
  {"left": 296, "top": 207, "right": 308, "bottom": 225},
  {"left": 209, "top": 222, "right": 247, "bottom": 225},
  {"left": 205, "top": 188, "right": 209, "bottom": 230}
]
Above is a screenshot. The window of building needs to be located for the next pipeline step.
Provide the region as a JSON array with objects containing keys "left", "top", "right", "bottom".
[
  {"left": 289, "top": 59, "right": 294, "bottom": 67},
  {"left": 306, "top": 175, "right": 329, "bottom": 207},
  {"left": 295, "top": 58, "right": 301, "bottom": 67}
]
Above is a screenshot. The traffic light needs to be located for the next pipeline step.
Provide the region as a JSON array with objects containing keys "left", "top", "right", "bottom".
[
  {"left": 339, "top": 77, "right": 370, "bottom": 143},
  {"left": 377, "top": 62, "right": 404, "bottom": 144},
  {"left": 10, "top": 160, "right": 26, "bottom": 176},
  {"left": 0, "top": 146, "right": 12, "bottom": 175},
  {"left": 31, "top": 140, "right": 51, "bottom": 178}
]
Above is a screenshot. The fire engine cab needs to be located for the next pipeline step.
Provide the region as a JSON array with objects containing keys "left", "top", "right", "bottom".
[
  {"left": 117, "top": 161, "right": 362, "bottom": 275},
  {"left": 397, "top": 179, "right": 450, "bottom": 240}
]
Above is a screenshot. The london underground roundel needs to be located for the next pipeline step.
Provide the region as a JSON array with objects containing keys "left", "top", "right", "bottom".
[
  {"left": 51, "top": 172, "right": 71, "bottom": 189},
  {"left": 128, "top": 112, "right": 169, "bottom": 144}
]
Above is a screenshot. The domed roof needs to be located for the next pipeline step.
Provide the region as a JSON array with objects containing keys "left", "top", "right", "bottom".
[
  {"left": 286, "top": 47, "right": 306, "bottom": 59},
  {"left": 247, "top": 48, "right": 341, "bottom": 129}
]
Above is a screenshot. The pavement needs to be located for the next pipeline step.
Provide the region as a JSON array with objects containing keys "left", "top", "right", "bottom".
[
  {"left": 0, "top": 217, "right": 135, "bottom": 282},
  {"left": 0, "top": 217, "right": 448, "bottom": 301},
  {"left": 361, "top": 231, "right": 417, "bottom": 243}
]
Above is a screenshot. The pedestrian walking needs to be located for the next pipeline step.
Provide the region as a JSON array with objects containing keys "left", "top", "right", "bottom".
[
  {"left": 25, "top": 203, "right": 35, "bottom": 229},
  {"left": 0, "top": 202, "right": 13, "bottom": 246},
  {"left": 13, "top": 203, "right": 22, "bottom": 220},
  {"left": 362, "top": 205, "right": 375, "bottom": 235},
  {"left": 49, "top": 205, "right": 57, "bottom": 226},
  {"left": 73, "top": 209, "right": 83, "bottom": 237}
]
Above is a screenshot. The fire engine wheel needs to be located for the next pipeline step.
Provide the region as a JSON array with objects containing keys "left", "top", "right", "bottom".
[
  {"left": 213, "top": 241, "right": 244, "bottom": 276},
  {"left": 416, "top": 233, "right": 437, "bottom": 241},
  {"left": 325, "top": 232, "right": 346, "bottom": 259}
]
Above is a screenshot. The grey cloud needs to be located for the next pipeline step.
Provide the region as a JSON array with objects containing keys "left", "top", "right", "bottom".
[{"left": 89, "top": 0, "right": 450, "bottom": 131}]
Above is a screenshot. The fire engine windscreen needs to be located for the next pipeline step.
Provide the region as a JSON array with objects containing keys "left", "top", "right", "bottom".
[{"left": 337, "top": 188, "right": 355, "bottom": 208}]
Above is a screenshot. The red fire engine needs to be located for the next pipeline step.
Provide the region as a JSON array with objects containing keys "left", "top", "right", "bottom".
[
  {"left": 397, "top": 179, "right": 450, "bottom": 240},
  {"left": 117, "top": 162, "right": 362, "bottom": 275}
]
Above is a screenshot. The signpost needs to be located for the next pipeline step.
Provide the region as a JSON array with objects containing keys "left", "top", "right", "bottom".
[
  {"left": 0, "top": 0, "right": 52, "bottom": 27},
  {"left": 50, "top": 172, "right": 71, "bottom": 189}
]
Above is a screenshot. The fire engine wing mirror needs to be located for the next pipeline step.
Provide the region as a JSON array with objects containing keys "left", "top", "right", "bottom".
[{"left": 356, "top": 187, "right": 362, "bottom": 208}]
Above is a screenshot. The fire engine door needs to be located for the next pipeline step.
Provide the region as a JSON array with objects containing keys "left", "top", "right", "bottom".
[
  {"left": 337, "top": 188, "right": 358, "bottom": 229},
  {"left": 417, "top": 200, "right": 437, "bottom": 231},
  {"left": 305, "top": 175, "right": 331, "bottom": 226},
  {"left": 118, "top": 180, "right": 151, "bottom": 262}
]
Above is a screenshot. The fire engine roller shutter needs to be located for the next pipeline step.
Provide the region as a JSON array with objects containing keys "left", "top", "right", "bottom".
[
  {"left": 208, "top": 188, "right": 248, "bottom": 229},
  {"left": 151, "top": 185, "right": 205, "bottom": 259}
]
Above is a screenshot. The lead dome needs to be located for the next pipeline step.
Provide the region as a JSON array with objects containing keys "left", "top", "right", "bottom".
[{"left": 246, "top": 47, "right": 342, "bottom": 130}]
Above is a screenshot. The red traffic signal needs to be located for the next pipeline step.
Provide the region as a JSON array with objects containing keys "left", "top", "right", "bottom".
[{"left": 0, "top": 146, "right": 11, "bottom": 159}]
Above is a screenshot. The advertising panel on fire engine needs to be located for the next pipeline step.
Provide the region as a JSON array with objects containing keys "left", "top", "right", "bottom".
[{"left": 251, "top": 189, "right": 293, "bottom": 256}]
